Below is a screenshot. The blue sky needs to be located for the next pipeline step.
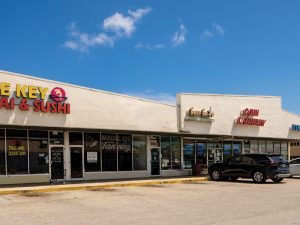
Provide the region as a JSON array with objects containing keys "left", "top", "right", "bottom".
[{"left": 1, "top": 1, "right": 300, "bottom": 113}]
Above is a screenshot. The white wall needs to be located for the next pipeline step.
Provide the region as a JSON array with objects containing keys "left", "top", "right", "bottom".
[
  {"left": 178, "top": 93, "right": 300, "bottom": 140},
  {"left": 0, "top": 71, "right": 177, "bottom": 133},
  {"left": 2, "top": 71, "right": 300, "bottom": 141}
]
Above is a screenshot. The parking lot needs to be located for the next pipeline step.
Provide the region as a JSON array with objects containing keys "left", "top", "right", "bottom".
[{"left": 0, "top": 178, "right": 300, "bottom": 225}]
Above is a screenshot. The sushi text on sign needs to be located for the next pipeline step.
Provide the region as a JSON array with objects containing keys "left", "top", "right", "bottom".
[{"left": 0, "top": 82, "right": 70, "bottom": 114}]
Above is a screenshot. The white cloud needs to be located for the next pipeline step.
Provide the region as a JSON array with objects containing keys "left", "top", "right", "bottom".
[
  {"left": 135, "top": 42, "right": 165, "bottom": 50},
  {"left": 103, "top": 13, "right": 135, "bottom": 37},
  {"left": 212, "top": 22, "right": 224, "bottom": 35},
  {"left": 63, "top": 23, "right": 114, "bottom": 52},
  {"left": 63, "top": 7, "right": 151, "bottom": 52},
  {"left": 103, "top": 7, "right": 151, "bottom": 37},
  {"left": 201, "top": 30, "right": 213, "bottom": 39},
  {"left": 124, "top": 91, "right": 176, "bottom": 105},
  {"left": 63, "top": 40, "right": 78, "bottom": 50},
  {"left": 171, "top": 23, "right": 187, "bottom": 46},
  {"left": 128, "top": 7, "right": 152, "bottom": 21},
  {"left": 200, "top": 22, "right": 224, "bottom": 41}
]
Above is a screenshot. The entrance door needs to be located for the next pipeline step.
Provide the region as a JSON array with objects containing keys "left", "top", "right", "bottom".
[
  {"left": 50, "top": 147, "right": 65, "bottom": 180},
  {"left": 151, "top": 148, "right": 160, "bottom": 176},
  {"left": 207, "top": 148, "right": 223, "bottom": 167},
  {"left": 70, "top": 147, "right": 83, "bottom": 179}
]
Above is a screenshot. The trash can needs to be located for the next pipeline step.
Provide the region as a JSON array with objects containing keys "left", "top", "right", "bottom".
[{"left": 192, "top": 160, "right": 202, "bottom": 176}]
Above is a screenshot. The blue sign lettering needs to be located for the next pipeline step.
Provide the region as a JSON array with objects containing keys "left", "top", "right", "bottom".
[{"left": 291, "top": 124, "right": 300, "bottom": 131}]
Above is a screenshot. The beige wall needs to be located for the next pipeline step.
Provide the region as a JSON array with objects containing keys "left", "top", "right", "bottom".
[
  {"left": 291, "top": 146, "right": 300, "bottom": 157},
  {"left": 178, "top": 93, "right": 300, "bottom": 140},
  {"left": 0, "top": 71, "right": 177, "bottom": 133},
  {"left": 0, "top": 174, "right": 49, "bottom": 185}
]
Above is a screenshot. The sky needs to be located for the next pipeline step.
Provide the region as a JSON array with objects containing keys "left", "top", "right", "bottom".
[{"left": 1, "top": 1, "right": 300, "bottom": 113}]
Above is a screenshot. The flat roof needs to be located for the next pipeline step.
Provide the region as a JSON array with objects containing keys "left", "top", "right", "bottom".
[
  {"left": 178, "top": 92, "right": 281, "bottom": 99},
  {"left": 0, "top": 69, "right": 176, "bottom": 107}
]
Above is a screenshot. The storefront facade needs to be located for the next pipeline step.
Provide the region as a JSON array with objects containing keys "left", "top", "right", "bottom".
[{"left": 0, "top": 70, "right": 300, "bottom": 185}]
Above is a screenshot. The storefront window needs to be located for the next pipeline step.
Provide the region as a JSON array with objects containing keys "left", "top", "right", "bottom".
[
  {"left": 118, "top": 134, "right": 132, "bottom": 171},
  {"left": 0, "top": 129, "right": 5, "bottom": 175},
  {"left": 223, "top": 141, "right": 232, "bottom": 161},
  {"left": 281, "top": 142, "right": 288, "bottom": 159},
  {"left": 150, "top": 136, "right": 160, "bottom": 148},
  {"left": 274, "top": 142, "right": 281, "bottom": 154},
  {"left": 29, "top": 130, "right": 49, "bottom": 174},
  {"left": 196, "top": 142, "right": 207, "bottom": 168},
  {"left": 84, "top": 133, "right": 100, "bottom": 172},
  {"left": 101, "top": 133, "right": 117, "bottom": 171},
  {"left": 259, "top": 140, "right": 266, "bottom": 154},
  {"left": 244, "top": 140, "right": 250, "bottom": 154},
  {"left": 69, "top": 132, "right": 83, "bottom": 145},
  {"left": 233, "top": 141, "right": 242, "bottom": 156},
  {"left": 6, "top": 129, "right": 28, "bottom": 174},
  {"left": 250, "top": 140, "right": 258, "bottom": 153},
  {"left": 266, "top": 141, "right": 273, "bottom": 154},
  {"left": 183, "top": 139, "right": 195, "bottom": 169},
  {"left": 133, "top": 135, "right": 147, "bottom": 170},
  {"left": 161, "top": 136, "right": 171, "bottom": 170},
  {"left": 171, "top": 137, "right": 181, "bottom": 169},
  {"left": 49, "top": 131, "right": 64, "bottom": 145}
]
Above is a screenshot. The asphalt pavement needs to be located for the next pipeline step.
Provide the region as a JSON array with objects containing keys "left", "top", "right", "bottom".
[{"left": 0, "top": 177, "right": 299, "bottom": 225}]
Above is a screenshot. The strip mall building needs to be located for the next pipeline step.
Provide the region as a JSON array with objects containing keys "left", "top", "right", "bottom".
[{"left": 0, "top": 70, "right": 300, "bottom": 185}]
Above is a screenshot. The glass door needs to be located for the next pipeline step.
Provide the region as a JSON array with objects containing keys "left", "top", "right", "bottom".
[
  {"left": 50, "top": 146, "right": 65, "bottom": 180},
  {"left": 207, "top": 139, "right": 223, "bottom": 168},
  {"left": 70, "top": 147, "right": 83, "bottom": 179},
  {"left": 207, "top": 148, "right": 223, "bottom": 167},
  {"left": 151, "top": 148, "right": 160, "bottom": 176}
]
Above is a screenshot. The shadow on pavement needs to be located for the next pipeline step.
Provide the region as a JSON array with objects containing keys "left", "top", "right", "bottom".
[{"left": 209, "top": 179, "right": 287, "bottom": 185}]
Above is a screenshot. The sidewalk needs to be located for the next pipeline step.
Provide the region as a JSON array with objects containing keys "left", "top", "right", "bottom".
[{"left": 0, "top": 176, "right": 208, "bottom": 195}]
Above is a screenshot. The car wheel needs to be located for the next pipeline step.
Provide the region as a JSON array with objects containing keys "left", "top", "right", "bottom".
[
  {"left": 271, "top": 177, "right": 284, "bottom": 183},
  {"left": 210, "top": 168, "right": 222, "bottom": 181},
  {"left": 252, "top": 170, "right": 267, "bottom": 183}
]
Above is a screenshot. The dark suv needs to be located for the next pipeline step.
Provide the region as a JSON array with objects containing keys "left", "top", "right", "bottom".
[{"left": 208, "top": 154, "right": 291, "bottom": 183}]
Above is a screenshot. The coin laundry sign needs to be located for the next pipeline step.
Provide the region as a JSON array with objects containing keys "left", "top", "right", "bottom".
[
  {"left": 0, "top": 82, "right": 70, "bottom": 114},
  {"left": 235, "top": 108, "right": 266, "bottom": 127}
]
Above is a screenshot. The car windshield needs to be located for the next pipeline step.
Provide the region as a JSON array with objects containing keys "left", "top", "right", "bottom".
[{"left": 268, "top": 155, "right": 286, "bottom": 162}]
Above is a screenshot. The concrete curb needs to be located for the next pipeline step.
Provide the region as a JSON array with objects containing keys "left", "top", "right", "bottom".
[{"left": 0, "top": 177, "right": 208, "bottom": 196}]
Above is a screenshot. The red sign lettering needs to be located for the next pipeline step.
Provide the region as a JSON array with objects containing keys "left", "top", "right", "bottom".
[{"left": 236, "top": 108, "right": 266, "bottom": 127}]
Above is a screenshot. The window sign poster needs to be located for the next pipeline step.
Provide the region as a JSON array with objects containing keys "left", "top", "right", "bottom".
[
  {"left": 184, "top": 143, "right": 194, "bottom": 154},
  {"left": 101, "top": 133, "right": 117, "bottom": 151},
  {"left": 87, "top": 151, "right": 98, "bottom": 164},
  {"left": 196, "top": 143, "right": 206, "bottom": 156}
]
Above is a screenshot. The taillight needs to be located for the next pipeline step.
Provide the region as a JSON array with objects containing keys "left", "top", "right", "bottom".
[{"left": 269, "top": 162, "right": 279, "bottom": 168}]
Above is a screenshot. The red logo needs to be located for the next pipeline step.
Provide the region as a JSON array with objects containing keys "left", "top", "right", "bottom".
[{"left": 50, "top": 87, "right": 66, "bottom": 102}]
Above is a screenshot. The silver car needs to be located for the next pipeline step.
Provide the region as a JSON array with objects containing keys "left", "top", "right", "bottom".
[{"left": 289, "top": 158, "right": 300, "bottom": 176}]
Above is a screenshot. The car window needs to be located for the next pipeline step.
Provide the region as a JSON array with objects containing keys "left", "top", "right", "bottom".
[
  {"left": 290, "top": 159, "right": 300, "bottom": 165},
  {"left": 268, "top": 155, "right": 286, "bottom": 162},
  {"left": 231, "top": 156, "right": 242, "bottom": 163},
  {"left": 242, "top": 156, "right": 253, "bottom": 163}
]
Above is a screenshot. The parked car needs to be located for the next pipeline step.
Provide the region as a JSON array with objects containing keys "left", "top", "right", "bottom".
[
  {"left": 289, "top": 158, "right": 300, "bottom": 176},
  {"left": 208, "top": 154, "right": 291, "bottom": 183}
]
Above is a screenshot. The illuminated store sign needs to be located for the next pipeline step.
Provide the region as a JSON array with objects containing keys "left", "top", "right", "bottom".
[
  {"left": 235, "top": 108, "right": 266, "bottom": 127},
  {"left": 291, "top": 124, "right": 300, "bottom": 131},
  {"left": 185, "top": 107, "right": 215, "bottom": 122},
  {"left": 0, "top": 82, "right": 70, "bottom": 114}
]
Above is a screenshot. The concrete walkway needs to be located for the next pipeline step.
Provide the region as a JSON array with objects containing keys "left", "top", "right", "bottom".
[{"left": 0, "top": 176, "right": 208, "bottom": 195}]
